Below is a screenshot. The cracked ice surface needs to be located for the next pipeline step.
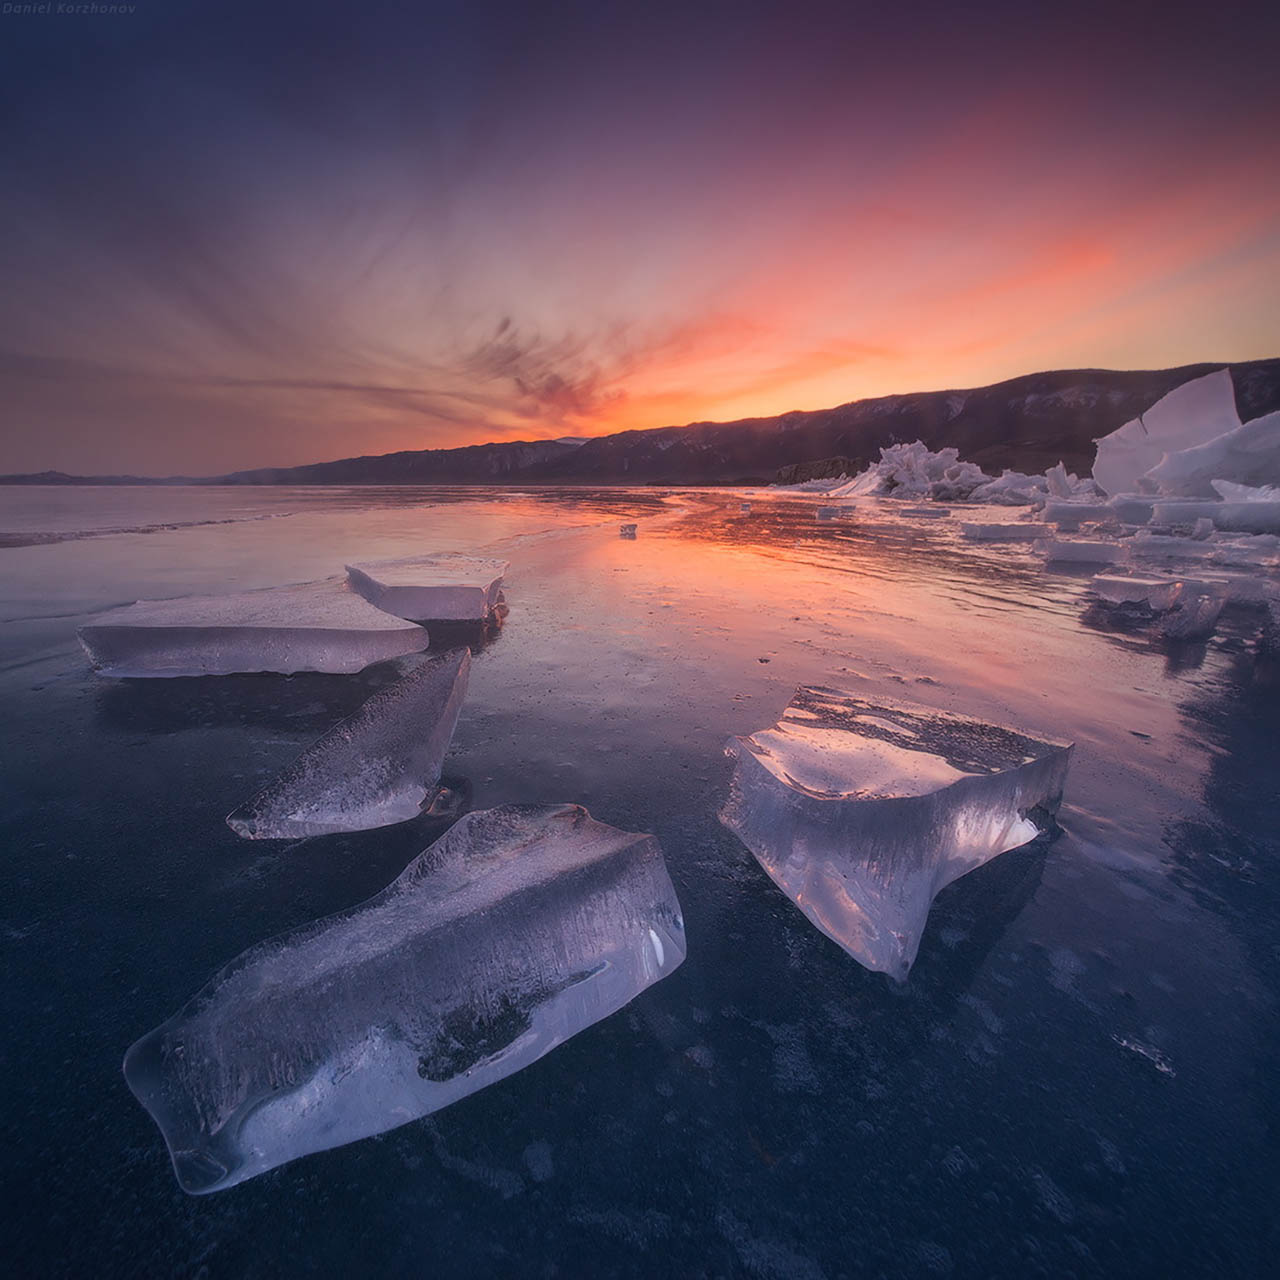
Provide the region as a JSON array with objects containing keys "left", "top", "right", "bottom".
[
  {"left": 346, "top": 555, "right": 509, "bottom": 622},
  {"left": 227, "top": 649, "right": 471, "bottom": 839},
  {"left": 77, "top": 580, "right": 428, "bottom": 677},
  {"left": 720, "top": 687, "right": 1072, "bottom": 979},
  {"left": 124, "top": 804, "right": 686, "bottom": 1194}
]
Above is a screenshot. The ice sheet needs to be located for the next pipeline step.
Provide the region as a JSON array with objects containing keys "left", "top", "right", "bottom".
[
  {"left": 720, "top": 687, "right": 1072, "bottom": 979},
  {"left": 346, "top": 555, "right": 508, "bottom": 623},
  {"left": 124, "top": 804, "right": 686, "bottom": 1193},
  {"left": 227, "top": 650, "right": 471, "bottom": 839},
  {"left": 78, "top": 580, "right": 428, "bottom": 677}
]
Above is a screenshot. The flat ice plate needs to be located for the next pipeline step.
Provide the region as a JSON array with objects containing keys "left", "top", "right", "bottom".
[
  {"left": 346, "top": 555, "right": 509, "bottom": 588},
  {"left": 346, "top": 555, "right": 509, "bottom": 622},
  {"left": 78, "top": 579, "right": 427, "bottom": 677}
]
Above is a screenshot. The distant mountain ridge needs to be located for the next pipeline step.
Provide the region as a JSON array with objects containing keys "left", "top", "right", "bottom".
[{"left": 5, "top": 358, "right": 1279, "bottom": 487}]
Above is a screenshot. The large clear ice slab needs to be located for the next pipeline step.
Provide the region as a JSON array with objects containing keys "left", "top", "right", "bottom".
[
  {"left": 124, "top": 804, "right": 686, "bottom": 1194},
  {"left": 345, "top": 555, "right": 509, "bottom": 623},
  {"left": 78, "top": 581, "right": 428, "bottom": 677},
  {"left": 1091, "top": 369, "right": 1240, "bottom": 497},
  {"left": 227, "top": 650, "right": 471, "bottom": 839},
  {"left": 720, "top": 687, "right": 1072, "bottom": 979}
]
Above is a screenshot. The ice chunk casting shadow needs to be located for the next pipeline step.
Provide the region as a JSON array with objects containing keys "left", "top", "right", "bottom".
[
  {"left": 123, "top": 804, "right": 686, "bottom": 1194},
  {"left": 720, "top": 686, "right": 1072, "bottom": 980}
]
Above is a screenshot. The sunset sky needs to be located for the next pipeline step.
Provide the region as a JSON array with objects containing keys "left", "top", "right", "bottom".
[{"left": 2, "top": 0, "right": 1278, "bottom": 475}]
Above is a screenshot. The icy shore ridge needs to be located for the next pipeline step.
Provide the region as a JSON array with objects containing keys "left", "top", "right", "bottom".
[
  {"left": 78, "top": 580, "right": 428, "bottom": 677},
  {"left": 124, "top": 804, "right": 686, "bottom": 1194},
  {"left": 227, "top": 650, "right": 471, "bottom": 839},
  {"left": 721, "top": 688, "right": 1072, "bottom": 980},
  {"left": 772, "top": 367, "right": 1279, "bottom": 517}
]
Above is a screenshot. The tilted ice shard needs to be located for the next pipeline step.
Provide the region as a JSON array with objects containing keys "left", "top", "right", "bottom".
[
  {"left": 78, "top": 580, "right": 428, "bottom": 677},
  {"left": 226, "top": 650, "right": 471, "bottom": 839},
  {"left": 1091, "top": 369, "right": 1241, "bottom": 497},
  {"left": 720, "top": 687, "right": 1072, "bottom": 979},
  {"left": 124, "top": 804, "right": 686, "bottom": 1194},
  {"left": 345, "top": 555, "right": 509, "bottom": 623},
  {"left": 1145, "top": 409, "right": 1280, "bottom": 498}
]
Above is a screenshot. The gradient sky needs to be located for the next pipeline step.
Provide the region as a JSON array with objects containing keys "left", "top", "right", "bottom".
[{"left": 2, "top": 0, "right": 1278, "bottom": 475}]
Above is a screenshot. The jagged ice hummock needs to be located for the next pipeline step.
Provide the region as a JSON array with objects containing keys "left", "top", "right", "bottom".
[
  {"left": 720, "top": 687, "right": 1072, "bottom": 979},
  {"left": 78, "top": 580, "right": 428, "bottom": 677},
  {"left": 226, "top": 649, "right": 471, "bottom": 839},
  {"left": 124, "top": 804, "right": 686, "bottom": 1194}
]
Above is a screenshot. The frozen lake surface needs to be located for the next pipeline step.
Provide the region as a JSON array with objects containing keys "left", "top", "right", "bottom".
[{"left": 2, "top": 485, "right": 1276, "bottom": 1277}]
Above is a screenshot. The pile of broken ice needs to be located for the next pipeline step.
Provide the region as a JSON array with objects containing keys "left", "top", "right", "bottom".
[{"left": 778, "top": 366, "right": 1280, "bottom": 644}]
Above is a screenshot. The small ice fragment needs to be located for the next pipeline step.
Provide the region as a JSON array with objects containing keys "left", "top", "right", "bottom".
[
  {"left": 899, "top": 505, "right": 951, "bottom": 518},
  {"left": 1191, "top": 517, "right": 1214, "bottom": 541},
  {"left": 1106, "top": 495, "right": 1156, "bottom": 524},
  {"left": 124, "top": 804, "right": 686, "bottom": 1193},
  {"left": 816, "top": 506, "right": 841, "bottom": 520},
  {"left": 1044, "top": 462, "right": 1074, "bottom": 499},
  {"left": 1159, "top": 592, "right": 1226, "bottom": 642},
  {"left": 1036, "top": 538, "right": 1128, "bottom": 565},
  {"left": 1090, "top": 574, "right": 1184, "bottom": 612},
  {"left": 720, "top": 687, "right": 1072, "bottom": 979},
  {"left": 620, "top": 524, "right": 637, "bottom": 539},
  {"left": 227, "top": 650, "right": 471, "bottom": 839},
  {"left": 78, "top": 580, "right": 428, "bottom": 678},
  {"left": 960, "top": 523, "right": 1041, "bottom": 542},
  {"left": 346, "top": 555, "right": 508, "bottom": 623},
  {"left": 740, "top": 502, "right": 752, "bottom": 513}
]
